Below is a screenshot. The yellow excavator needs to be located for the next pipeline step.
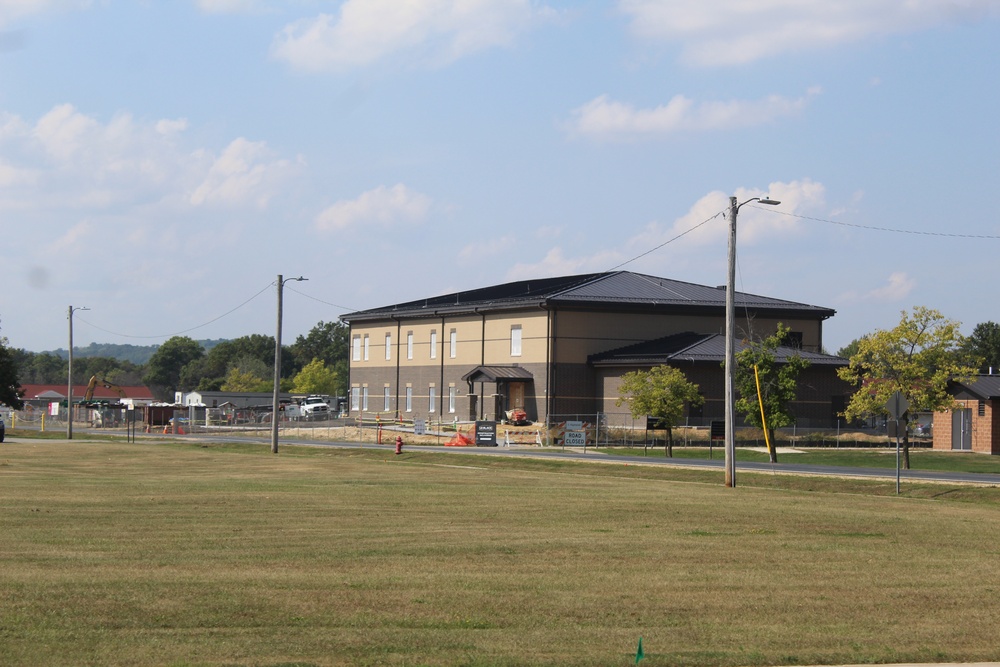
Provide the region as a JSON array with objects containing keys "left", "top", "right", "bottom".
[{"left": 83, "top": 376, "right": 127, "bottom": 404}]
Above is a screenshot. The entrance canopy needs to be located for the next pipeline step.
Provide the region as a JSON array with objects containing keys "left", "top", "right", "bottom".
[{"left": 461, "top": 365, "right": 533, "bottom": 384}]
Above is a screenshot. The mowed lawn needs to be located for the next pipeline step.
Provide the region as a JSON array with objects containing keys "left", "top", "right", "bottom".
[{"left": 2, "top": 439, "right": 1000, "bottom": 666}]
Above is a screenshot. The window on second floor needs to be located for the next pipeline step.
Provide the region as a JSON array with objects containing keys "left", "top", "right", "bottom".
[{"left": 510, "top": 324, "right": 522, "bottom": 357}]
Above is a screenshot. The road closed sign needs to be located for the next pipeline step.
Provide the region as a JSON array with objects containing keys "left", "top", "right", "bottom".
[{"left": 563, "top": 430, "right": 587, "bottom": 447}]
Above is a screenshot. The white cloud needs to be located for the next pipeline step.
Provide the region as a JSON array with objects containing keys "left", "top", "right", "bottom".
[
  {"left": 637, "top": 180, "right": 826, "bottom": 251},
  {"left": 868, "top": 272, "right": 916, "bottom": 301},
  {"left": 315, "top": 184, "right": 432, "bottom": 231},
  {"left": 190, "top": 137, "right": 298, "bottom": 209},
  {"left": 194, "top": 0, "right": 267, "bottom": 13},
  {"left": 0, "top": 104, "right": 300, "bottom": 215},
  {"left": 568, "top": 88, "right": 819, "bottom": 139},
  {"left": 618, "top": 0, "right": 1000, "bottom": 66},
  {"left": 839, "top": 271, "right": 916, "bottom": 304},
  {"left": 0, "top": 1, "right": 89, "bottom": 26},
  {"left": 505, "top": 246, "right": 623, "bottom": 281},
  {"left": 271, "top": 0, "right": 554, "bottom": 71}
]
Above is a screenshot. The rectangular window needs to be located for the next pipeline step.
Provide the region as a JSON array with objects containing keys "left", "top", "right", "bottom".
[
  {"left": 510, "top": 324, "right": 522, "bottom": 357},
  {"left": 448, "top": 386, "right": 456, "bottom": 413},
  {"left": 362, "top": 386, "right": 369, "bottom": 411},
  {"left": 363, "top": 334, "right": 369, "bottom": 361},
  {"left": 429, "top": 386, "right": 436, "bottom": 413},
  {"left": 351, "top": 387, "right": 360, "bottom": 411},
  {"left": 407, "top": 332, "right": 414, "bottom": 360},
  {"left": 979, "top": 401, "right": 987, "bottom": 417},
  {"left": 405, "top": 387, "right": 413, "bottom": 412},
  {"left": 385, "top": 333, "right": 392, "bottom": 360},
  {"left": 384, "top": 386, "right": 391, "bottom": 412},
  {"left": 352, "top": 335, "right": 361, "bottom": 362},
  {"left": 430, "top": 329, "right": 437, "bottom": 359},
  {"left": 450, "top": 329, "right": 457, "bottom": 358}
]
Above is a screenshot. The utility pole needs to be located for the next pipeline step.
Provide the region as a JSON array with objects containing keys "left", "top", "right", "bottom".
[
  {"left": 724, "top": 195, "right": 780, "bottom": 487},
  {"left": 67, "top": 305, "right": 89, "bottom": 440},
  {"left": 271, "top": 275, "right": 307, "bottom": 454}
]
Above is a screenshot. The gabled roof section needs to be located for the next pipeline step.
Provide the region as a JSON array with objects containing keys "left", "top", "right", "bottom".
[
  {"left": 341, "top": 271, "right": 835, "bottom": 322},
  {"left": 948, "top": 375, "right": 1000, "bottom": 400},
  {"left": 589, "top": 332, "right": 848, "bottom": 367}
]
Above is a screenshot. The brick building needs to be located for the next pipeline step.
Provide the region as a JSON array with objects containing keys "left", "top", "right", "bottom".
[
  {"left": 934, "top": 375, "right": 1000, "bottom": 454},
  {"left": 340, "top": 271, "right": 851, "bottom": 426}
]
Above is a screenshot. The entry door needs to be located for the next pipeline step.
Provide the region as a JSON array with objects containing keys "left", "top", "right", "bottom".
[
  {"left": 951, "top": 408, "right": 972, "bottom": 450},
  {"left": 509, "top": 382, "right": 526, "bottom": 410}
]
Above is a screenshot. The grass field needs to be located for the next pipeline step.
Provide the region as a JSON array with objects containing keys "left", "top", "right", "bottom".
[{"left": 2, "top": 437, "right": 1000, "bottom": 666}]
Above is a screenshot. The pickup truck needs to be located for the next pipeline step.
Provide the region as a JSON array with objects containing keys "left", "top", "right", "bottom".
[{"left": 298, "top": 396, "right": 330, "bottom": 421}]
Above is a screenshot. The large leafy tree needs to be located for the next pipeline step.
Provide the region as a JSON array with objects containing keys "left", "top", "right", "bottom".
[
  {"left": 144, "top": 336, "right": 205, "bottom": 397},
  {"left": 291, "top": 358, "right": 339, "bottom": 396},
  {"left": 837, "top": 306, "right": 976, "bottom": 469},
  {"left": 734, "top": 324, "right": 809, "bottom": 464},
  {"left": 0, "top": 333, "right": 25, "bottom": 409},
  {"left": 962, "top": 321, "right": 1000, "bottom": 373},
  {"left": 615, "top": 365, "right": 703, "bottom": 457},
  {"left": 292, "top": 321, "right": 349, "bottom": 397}
]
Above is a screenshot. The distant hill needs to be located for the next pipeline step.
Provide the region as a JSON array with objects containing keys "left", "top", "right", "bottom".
[{"left": 45, "top": 339, "right": 227, "bottom": 365}]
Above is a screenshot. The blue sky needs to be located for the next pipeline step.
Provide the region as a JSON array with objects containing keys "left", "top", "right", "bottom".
[{"left": 1, "top": 1, "right": 998, "bottom": 354}]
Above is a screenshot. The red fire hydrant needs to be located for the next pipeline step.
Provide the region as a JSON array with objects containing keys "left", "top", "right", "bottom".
[{"left": 395, "top": 435, "right": 403, "bottom": 455}]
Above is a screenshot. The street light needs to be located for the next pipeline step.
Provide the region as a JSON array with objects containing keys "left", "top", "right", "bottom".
[
  {"left": 725, "top": 195, "right": 780, "bottom": 487},
  {"left": 67, "top": 305, "right": 90, "bottom": 439},
  {"left": 272, "top": 274, "right": 307, "bottom": 454}
]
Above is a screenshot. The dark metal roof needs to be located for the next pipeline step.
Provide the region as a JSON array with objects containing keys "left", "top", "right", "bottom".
[
  {"left": 589, "top": 332, "right": 848, "bottom": 367},
  {"left": 948, "top": 375, "right": 1000, "bottom": 400},
  {"left": 341, "top": 271, "right": 836, "bottom": 322},
  {"left": 461, "top": 365, "right": 534, "bottom": 383}
]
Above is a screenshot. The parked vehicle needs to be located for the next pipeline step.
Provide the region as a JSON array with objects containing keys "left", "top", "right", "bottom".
[{"left": 298, "top": 396, "right": 330, "bottom": 421}]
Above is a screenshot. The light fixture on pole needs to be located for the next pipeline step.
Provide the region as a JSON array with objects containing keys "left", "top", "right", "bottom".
[
  {"left": 67, "top": 305, "right": 90, "bottom": 440},
  {"left": 725, "top": 195, "right": 780, "bottom": 487},
  {"left": 272, "top": 274, "right": 307, "bottom": 454}
]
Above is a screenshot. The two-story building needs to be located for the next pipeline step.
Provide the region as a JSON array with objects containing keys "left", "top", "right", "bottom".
[{"left": 340, "top": 271, "right": 850, "bottom": 427}]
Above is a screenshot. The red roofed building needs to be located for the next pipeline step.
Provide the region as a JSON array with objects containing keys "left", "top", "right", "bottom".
[{"left": 20, "top": 383, "right": 156, "bottom": 409}]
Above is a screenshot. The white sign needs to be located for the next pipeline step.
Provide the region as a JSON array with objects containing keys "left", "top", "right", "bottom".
[
  {"left": 49, "top": 402, "right": 60, "bottom": 416},
  {"left": 565, "top": 420, "right": 583, "bottom": 431},
  {"left": 563, "top": 430, "right": 586, "bottom": 446},
  {"left": 414, "top": 419, "right": 426, "bottom": 435}
]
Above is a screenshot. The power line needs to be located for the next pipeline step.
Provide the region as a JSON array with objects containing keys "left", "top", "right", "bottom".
[
  {"left": 752, "top": 205, "right": 1000, "bottom": 239},
  {"left": 285, "top": 284, "right": 356, "bottom": 312},
  {"left": 76, "top": 281, "right": 275, "bottom": 341},
  {"left": 605, "top": 208, "right": 727, "bottom": 272}
]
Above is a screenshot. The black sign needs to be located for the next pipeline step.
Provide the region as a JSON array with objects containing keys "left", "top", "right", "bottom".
[
  {"left": 476, "top": 421, "right": 497, "bottom": 447},
  {"left": 710, "top": 420, "right": 725, "bottom": 441},
  {"left": 646, "top": 416, "right": 662, "bottom": 430}
]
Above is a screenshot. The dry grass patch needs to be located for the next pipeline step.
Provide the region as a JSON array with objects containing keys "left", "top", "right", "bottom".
[{"left": 1, "top": 439, "right": 1000, "bottom": 666}]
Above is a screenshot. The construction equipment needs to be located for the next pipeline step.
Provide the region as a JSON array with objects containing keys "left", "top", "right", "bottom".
[{"left": 83, "top": 376, "right": 127, "bottom": 403}]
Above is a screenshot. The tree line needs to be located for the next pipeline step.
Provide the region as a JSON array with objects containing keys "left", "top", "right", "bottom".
[{"left": 1, "top": 320, "right": 350, "bottom": 404}]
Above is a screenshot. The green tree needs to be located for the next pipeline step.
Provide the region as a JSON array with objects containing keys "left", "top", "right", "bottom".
[
  {"left": 292, "top": 321, "right": 349, "bottom": 396},
  {"left": 220, "top": 367, "right": 270, "bottom": 393},
  {"left": 837, "top": 306, "right": 977, "bottom": 469},
  {"left": 144, "top": 336, "right": 205, "bottom": 397},
  {"left": 615, "top": 365, "right": 703, "bottom": 457},
  {"left": 962, "top": 321, "right": 1000, "bottom": 373},
  {"left": 0, "top": 334, "right": 25, "bottom": 409},
  {"left": 836, "top": 338, "right": 864, "bottom": 360},
  {"left": 291, "top": 358, "right": 339, "bottom": 396},
  {"left": 734, "top": 324, "right": 809, "bottom": 464}
]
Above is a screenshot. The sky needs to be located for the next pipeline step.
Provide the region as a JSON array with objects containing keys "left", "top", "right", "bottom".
[{"left": 1, "top": 0, "right": 999, "bottom": 355}]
